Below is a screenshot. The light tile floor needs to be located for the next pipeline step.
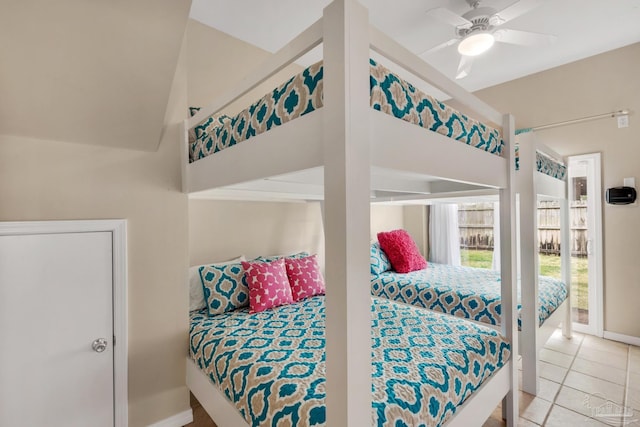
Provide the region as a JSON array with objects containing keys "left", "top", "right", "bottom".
[{"left": 483, "top": 330, "right": 640, "bottom": 427}]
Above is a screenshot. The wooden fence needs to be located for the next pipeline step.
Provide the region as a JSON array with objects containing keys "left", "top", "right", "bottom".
[
  {"left": 458, "top": 201, "right": 588, "bottom": 257},
  {"left": 459, "top": 202, "right": 495, "bottom": 250}
]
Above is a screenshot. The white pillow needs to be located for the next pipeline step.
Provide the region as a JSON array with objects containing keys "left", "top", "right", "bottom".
[{"left": 189, "top": 255, "right": 245, "bottom": 312}]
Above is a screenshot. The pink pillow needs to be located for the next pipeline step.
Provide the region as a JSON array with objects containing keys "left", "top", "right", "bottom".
[
  {"left": 241, "top": 259, "right": 294, "bottom": 313},
  {"left": 377, "top": 229, "right": 427, "bottom": 273},
  {"left": 285, "top": 254, "right": 326, "bottom": 301}
]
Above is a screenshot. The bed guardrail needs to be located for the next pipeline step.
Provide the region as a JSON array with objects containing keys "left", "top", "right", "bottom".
[{"left": 186, "top": 18, "right": 503, "bottom": 136}]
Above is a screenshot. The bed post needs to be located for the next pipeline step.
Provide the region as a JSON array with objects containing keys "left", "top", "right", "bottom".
[
  {"left": 560, "top": 196, "right": 573, "bottom": 338},
  {"left": 322, "top": 0, "right": 372, "bottom": 425},
  {"left": 518, "top": 132, "right": 540, "bottom": 395},
  {"left": 500, "top": 114, "right": 519, "bottom": 425},
  {"left": 181, "top": 119, "right": 189, "bottom": 193},
  {"left": 319, "top": 201, "right": 325, "bottom": 231}
]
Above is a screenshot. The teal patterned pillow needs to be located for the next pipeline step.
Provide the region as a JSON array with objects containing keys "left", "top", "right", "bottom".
[
  {"left": 370, "top": 242, "right": 392, "bottom": 275},
  {"left": 199, "top": 262, "right": 249, "bottom": 315}
]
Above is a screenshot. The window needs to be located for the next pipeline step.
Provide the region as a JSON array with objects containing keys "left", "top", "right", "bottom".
[
  {"left": 457, "top": 202, "right": 494, "bottom": 269},
  {"left": 456, "top": 201, "right": 569, "bottom": 275}
]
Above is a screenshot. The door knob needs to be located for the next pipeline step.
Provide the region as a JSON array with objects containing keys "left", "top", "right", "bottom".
[{"left": 92, "top": 338, "right": 108, "bottom": 353}]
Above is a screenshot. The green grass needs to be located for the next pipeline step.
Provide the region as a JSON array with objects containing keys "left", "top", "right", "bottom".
[
  {"left": 460, "top": 249, "right": 588, "bottom": 310},
  {"left": 460, "top": 249, "right": 494, "bottom": 269}
]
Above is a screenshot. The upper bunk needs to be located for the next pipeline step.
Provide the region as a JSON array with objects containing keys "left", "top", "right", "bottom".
[
  {"left": 181, "top": 8, "right": 515, "bottom": 201},
  {"left": 515, "top": 131, "right": 567, "bottom": 200},
  {"left": 363, "top": 133, "right": 567, "bottom": 205}
]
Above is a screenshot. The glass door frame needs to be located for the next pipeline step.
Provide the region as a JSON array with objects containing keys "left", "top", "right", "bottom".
[{"left": 568, "top": 153, "right": 604, "bottom": 337}]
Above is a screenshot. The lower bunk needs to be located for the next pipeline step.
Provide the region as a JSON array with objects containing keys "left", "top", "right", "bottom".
[
  {"left": 188, "top": 295, "right": 513, "bottom": 427},
  {"left": 370, "top": 241, "right": 570, "bottom": 397},
  {"left": 370, "top": 261, "right": 568, "bottom": 331},
  {"left": 370, "top": 257, "right": 569, "bottom": 351}
]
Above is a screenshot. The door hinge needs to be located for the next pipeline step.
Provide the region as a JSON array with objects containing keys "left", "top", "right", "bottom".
[{"left": 113, "top": 335, "right": 116, "bottom": 346}]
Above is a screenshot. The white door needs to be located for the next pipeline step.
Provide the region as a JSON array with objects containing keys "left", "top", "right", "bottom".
[
  {"left": 568, "top": 153, "right": 604, "bottom": 336},
  {"left": 0, "top": 231, "right": 114, "bottom": 426}
]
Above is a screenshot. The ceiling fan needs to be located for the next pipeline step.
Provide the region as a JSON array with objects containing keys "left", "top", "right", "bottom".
[{"left": 423, "top": 0, "right": 556, "bottom": 79}]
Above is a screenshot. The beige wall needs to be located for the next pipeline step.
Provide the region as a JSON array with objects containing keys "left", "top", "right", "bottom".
[
  {"left": 0, "top": 136, "right": 189, "bottom": 426},
  {"left": 189, "top": 201, "right": 404, "bottom": 269},
  {"left": 370, "top": 205, "right": 405, "bottom": 239},
  {"left": 1, "top": 0, "right": 190, "bottom": 151},
  {"left": 467, "top": 43, "right": 640, "bottom": 337},
  {"left": 403, "top": 206, "right": 428, "bottom": 257},
  {"left": 0, "top": 29, "right": 190, "bottom": 427},
  {"left": 187, "top": 19, "right": 303, "bottom": 117},
  {"left": 189, "top": 200, "right": 325, "bottom": 264}
]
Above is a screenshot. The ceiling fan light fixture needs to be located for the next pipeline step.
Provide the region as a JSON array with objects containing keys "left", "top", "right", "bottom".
[{"left": 457, "top": 32, "right": 495, "bottom": 56}]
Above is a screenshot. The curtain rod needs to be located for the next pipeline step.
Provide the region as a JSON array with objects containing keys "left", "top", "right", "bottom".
[{"left": 515, "top": 109, "right": 629, "bottom": 135}]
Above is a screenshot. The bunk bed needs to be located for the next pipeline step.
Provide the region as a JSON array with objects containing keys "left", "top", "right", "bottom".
[
  {"left": 515, "top": 132, "right": 572, "bottom": 395},
  {"left": 181, "top": 1, "right": 519, "bottom": 425},
  {"left": 369, "top": 133, "right": 571, "bottom": 397}
]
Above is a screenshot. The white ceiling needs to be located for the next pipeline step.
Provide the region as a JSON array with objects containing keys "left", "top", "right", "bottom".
[{"left": 190, "top": 0, "right": 640, "bottom": 93}]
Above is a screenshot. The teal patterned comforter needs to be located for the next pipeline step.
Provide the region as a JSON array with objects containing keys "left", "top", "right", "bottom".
[
  {"left": 189, "top": 59, "right": 503, "bottom": 163},
  {"left": 370, "top": 263, "right": 567, "bottom": 328},
  {"left": 515, "top": 145, "right": 567, "bottom": 181},
  {"left": 190, "top": 295, "right": 510, "bottom": 426}
]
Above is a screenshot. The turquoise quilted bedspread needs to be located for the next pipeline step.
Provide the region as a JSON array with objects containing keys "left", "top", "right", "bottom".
[
  {"left": 189, "top": 59, "right": 503, "bottom": 163},
  {"left": 370, "top": 263, "right": 567, "bottom": 328},
  {"left": 515, "top": 145, "right": 567, "bottom": 181},
  {"left": 190, "top": 295, "right": 510, "bottom": 426}
]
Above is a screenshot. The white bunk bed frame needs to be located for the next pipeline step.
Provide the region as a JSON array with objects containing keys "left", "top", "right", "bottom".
[
  {"left": 377, "top": 137, "right": 573, "bottom": 397},
  {"left": 516, "top": 132, "right": 572, "bottom": 396},
  {"left": 181, "top": 1, "right": 519, "bottom": 425},
  {"left": 366, "top": 135, "right": 572, "bottom": 398}
]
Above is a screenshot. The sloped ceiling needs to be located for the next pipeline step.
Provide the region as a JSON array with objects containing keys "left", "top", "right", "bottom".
[{"left": 0, "top": 0, "right": 191, "bottom": 151}]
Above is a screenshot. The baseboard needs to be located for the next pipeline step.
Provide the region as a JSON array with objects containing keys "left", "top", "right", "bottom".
[
  {"left": 147, "top": 409, "right": 194, "bottom": 427},
  {"left": 603, "top": 330, "right": 640, "bottom": 347}
]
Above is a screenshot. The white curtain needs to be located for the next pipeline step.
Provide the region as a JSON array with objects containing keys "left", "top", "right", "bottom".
[
  {"left": 491, "top": 202, "right": 500, "bottom": 271},
  {"left": 428, "top": 204, "right": 461, "bottom": 265}
]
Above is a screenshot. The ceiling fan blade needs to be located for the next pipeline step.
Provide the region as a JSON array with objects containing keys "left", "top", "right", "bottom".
[
  {"left": 427, "top": 7, "right": 472, "bottom": 28},
  {"left": 494, "top": 28, "right": 556, "bottom": 46},
  {"left": 419, "top": 38, "right": 459, "bottom": 56},
  {"left": 456, "top": 56, "right": 474, "bottom": 80},
  {"left": 492, "top": 0, "right": 543, "bottom": 25}
]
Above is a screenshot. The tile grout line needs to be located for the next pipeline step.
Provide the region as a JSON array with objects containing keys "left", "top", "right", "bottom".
[
  {"left": 556, "top": 341, "right": 629, "bottom": 389},
  {"left": 622, "top": 346, "right": 631, "bottom": 427},
  {"left": 539, "top": 332, "right": 584, "bottom": 426},
  {"left": 563, "top": 338, "right": 631, "bottom": 427}
]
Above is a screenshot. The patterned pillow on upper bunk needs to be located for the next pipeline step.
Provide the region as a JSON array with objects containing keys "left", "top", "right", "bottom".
[
  {"left": 188, "top": 106, "right": 233, "bottom": 163},
  {"left": 370, "top": 241, "right": 392, "bottom": 276},
  {"left": 188, "top": 61, "right": 324, "bottom": 163},
  {"left": 377, "top": 229, "right": 427, "bottom": 274}
]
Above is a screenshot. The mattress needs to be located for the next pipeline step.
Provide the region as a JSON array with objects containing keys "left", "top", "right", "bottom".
[
  {"left": 370, "top": 263, "right": 568, "bottom": 328},
  {"left": 189, "top": 295, "right": 511, "bottom": 426},
  {"left": 515, "top": 145, "right": 567, "bottom": 181},
  {"left": 188, "top": 59, "right": 503, "bottom": 163}
]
